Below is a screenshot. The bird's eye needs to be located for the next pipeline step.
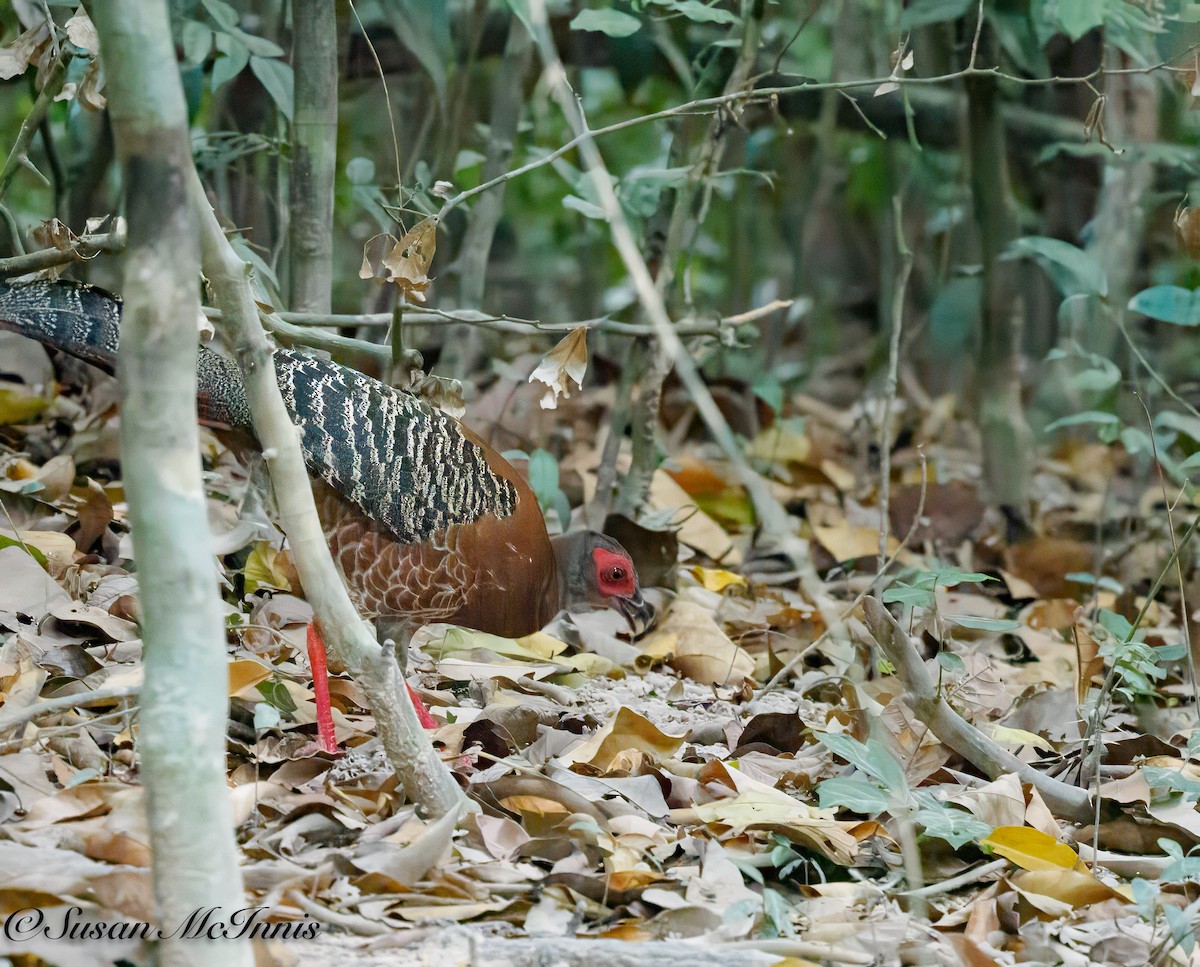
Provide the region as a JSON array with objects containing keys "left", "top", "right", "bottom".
[{"left": 609, "top": 566, "right": 625, "bottom": 582}]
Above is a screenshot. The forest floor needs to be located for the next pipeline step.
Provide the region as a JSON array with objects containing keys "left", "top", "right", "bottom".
[{"left": 1, "top": 334, "right": 1198, "bottom": 967}]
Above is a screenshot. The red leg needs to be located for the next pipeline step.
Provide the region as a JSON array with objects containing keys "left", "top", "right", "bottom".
[
  {"left": 306, "top": 621, "right": 338, "bottom": 754},
  {"left": 305, "top": 622, "right": 438, "bottom": 753},
  {"left": 407, "top": 682, "right": 439, "bottom": 729}
]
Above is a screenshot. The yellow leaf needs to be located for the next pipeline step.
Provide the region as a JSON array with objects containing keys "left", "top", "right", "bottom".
[
  {"left": 811, "top": 520, "right": 898, "bottom": 562},
  {"left": 9, "top": 530, "right": 76, "bottom": 564},
  {"left": 988, "top": 725, "right": 1055, "bottom": 752},
  {"left": 649, "top": 470, "right": 739, "bottom": 564},
  {"left": 430, "top": 626, "right": 567, "bottom": 661},
  {"left": 981, "top": 826, "right": 1080, "bottom": 871},
  {"left": 1011, "top": 868, "right": 1123, "bottom": 910},
  {"left": 244, "top": 541, "right": 292, "bottom": 594},
  {"left": 745, "top": 425, "right": 810, "bottom": 464},
  {"left": 517, "top": 630, "right": 572, "bottom": 659},
  {"left": 554, "top": 652, "right": 613, "bottom": 677},
  {"left": 228, "top": 658, "right": 273, "bottom": 697},
  {"left": 0, "top": 385, "right": 49, "bottom": 425},
  {"left": 670, "top": 779, "right": 858, "bottom": 866},
  {"left": 689, "top": 565, "right": 747, "bottom": 593},
  {"left": 607, "top": 869, "right": 661, "bottom": 892}
]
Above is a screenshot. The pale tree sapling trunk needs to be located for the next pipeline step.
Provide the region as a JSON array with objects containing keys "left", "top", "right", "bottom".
[
  {"left": 89, "top": 1, "right": 252, "bottom": 964},
  {"left": 190, "top": 175, "right": 463, "bottom": 819}
]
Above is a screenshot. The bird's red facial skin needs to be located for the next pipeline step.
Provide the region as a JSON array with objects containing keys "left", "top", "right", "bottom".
[{"left": 593, "top": 547, "right": 636, "bottom": 598}]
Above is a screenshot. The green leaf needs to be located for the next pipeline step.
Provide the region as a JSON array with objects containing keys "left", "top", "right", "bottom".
[
  {"left": 345, "top": 157, "right": 376, "bottom": 185},
  {"left": 816, "top": 776, "right": 889, "bottom": 814},
  {"left": 1119, "top": 426, "right": 1154, "bottom": 457},
  {"left": 528, "top": 448, "right": 560, "bottom": 497},
  {"left": 1156, "top": 410, "right": 1200, "bottom": 442},
  {"left": 946, "top": 614, "right": 1021, "bottom": 632},
  {"left": 570, "top": 9, "right": 643, "bottom": 37},
  {"left": 1044, "top": 410, "right": 1120, "bottom": 433},
  {"left": 180, "top": 20, "right": 213, "bottom": 66},
  {"left": 1068, "top": 358, "right": 1120, "bottom": 392},
  {"left": 0, "top": 534, "right": 47, "bottom": 567},
  {"left": 1098, "top": 607, "right": 1135, "bottom": 642},
  {"left": 256, "top": 679, "right": 296, "bottom": 715},
  {"left": 882, "top": 583, "right": 935, "bottom": 608},
  {"left": 660, "top": 0, "right": 741, "bottom": 25},
  {"left": 760, "top": 887, "right": 795, "bottom": 938},
  {"left": 379, "top": 0, "right": 451, "bottom": 101},
  {"left": 249, "top": 56, "right": 293, "bottom": 120},
  {"left": 930, "top": 277, "right": 980, "bottom": 354},
  {"left": 731, "top": 858, "right": 765, "bottom": 884},
  {"left": 898, "top": 0, "right": 974, "bottom": 29},
  {"left": 751, "top": 376, "right": 784, "bottom": 415},
  {"left": 1007, "top": 236, "right": 1108, "bottom": 298},
  {"left": 211, "top": 33, "right": 249, "bottom": 89},
  {"left": 928, "top": 567, "right": 994, "bottom": 588},
  {"left": 819, "top": 734, "right": 907, "bottom": 792},
  {"left": 1055, "top": 0, "right": 1107, "bottom": 39},
  {"left": 563, "top": 194, "right": 608, "bottom": 220},
  {"left": 201, "top": 0, "right": 239, "bottom": 29},
  {"left": 253, "top": 703, "right": 282, "bottom": 730},
  {"left": 937, "top": 651, "right": 966, "bottom": 673},
  {"left": 1128, "top": 286, "right": 1200, "bottom": 326},
  {"left": 234, "top": 27, "right": 284, "bottom": 58},
  {"left": 454, "top": 149, "right": 487, "bottom": 172},
  {"left": 914, "top": 804, "right": 992, "bottom": 849},
  {"left": 502, "top": 0, "right": 535, "bottom": 33}
]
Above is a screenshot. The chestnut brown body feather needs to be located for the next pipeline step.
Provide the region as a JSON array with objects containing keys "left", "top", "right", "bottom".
[{"left": 314, "top": 439, "right": 560, "bottom": 638}]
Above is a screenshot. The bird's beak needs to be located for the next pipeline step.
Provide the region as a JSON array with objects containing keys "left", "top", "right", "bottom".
[{"left": 615, "top": 589, "right": 654, "bottom": 636}]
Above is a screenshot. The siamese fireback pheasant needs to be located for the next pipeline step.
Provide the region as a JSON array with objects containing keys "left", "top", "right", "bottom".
[{"left": 0, "top": 280, "right": 651, "bottom": 748}]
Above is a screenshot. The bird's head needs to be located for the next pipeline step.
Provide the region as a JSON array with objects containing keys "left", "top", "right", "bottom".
[{"left": 551, "top": 530, "right": 654, "bottom": 634}]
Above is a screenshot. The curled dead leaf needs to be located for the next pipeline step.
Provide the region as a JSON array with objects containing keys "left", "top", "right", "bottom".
[
  {"left": 529, "top": 327, "right": 589, "bottom": 410},
  {"left": 359, "top": 217, "right": 438, "bottom": 301},
  {"left": 1176, "top": 205, "right": 1200, "bottom": 259}
]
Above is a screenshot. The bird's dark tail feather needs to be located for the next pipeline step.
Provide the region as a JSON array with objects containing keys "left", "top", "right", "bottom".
[
  {"left": 0, "top": 279, "right": 252, "bottom": 429},
  {"left": 0, "top": 280, "right": 122, "bottom": 374}
]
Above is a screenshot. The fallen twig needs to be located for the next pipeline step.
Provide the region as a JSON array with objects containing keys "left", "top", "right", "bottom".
[{"left": 863, "top": 596, "right": 1094, "bottom": 823}]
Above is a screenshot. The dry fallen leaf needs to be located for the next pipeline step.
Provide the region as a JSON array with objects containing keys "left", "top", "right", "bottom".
[
  {"left": 559, "top": 706, "right": 687, "bottom": 771},
  {"left": 669, "top": 768, "right": 858, "bottom": 865},
  {"left": 228, "top": 658, "right": 274, "bottom": 698},
  {"left": 1010, "top": 868, "right": 1124, "bottom": 910},
  {"left": 648, "top": 470, "right": 739, "bottom": 564},
  {"left": 640, "top": 600, "right": 754, "bottom": 685}
]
